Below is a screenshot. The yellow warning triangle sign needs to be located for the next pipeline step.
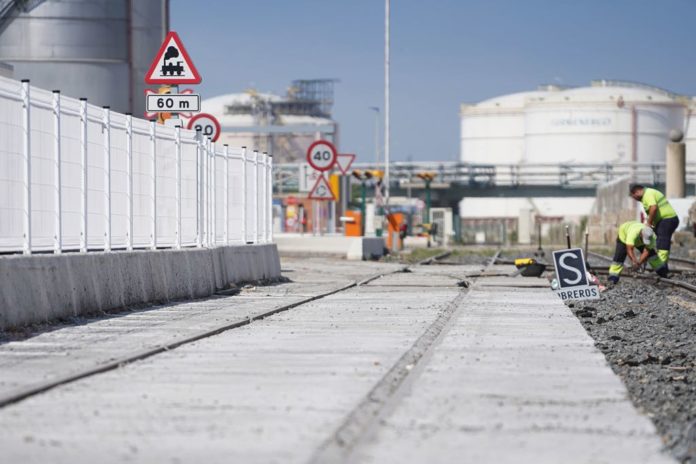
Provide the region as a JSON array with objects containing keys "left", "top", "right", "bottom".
[{"left": 308, "top": 175, "right": 336, "bottom": 201}]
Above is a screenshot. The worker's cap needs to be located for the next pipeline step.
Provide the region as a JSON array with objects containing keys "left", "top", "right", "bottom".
[{"left": 641, "top": 227, "right": 654, "bottom": 243}]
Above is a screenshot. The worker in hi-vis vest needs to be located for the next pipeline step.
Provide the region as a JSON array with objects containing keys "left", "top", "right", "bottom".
[
  {"left": 629, "top": 184, "right": 679, "bottom": 273},
  {"left": 608, "top": 220, "right": 667, "bottom": 284}
]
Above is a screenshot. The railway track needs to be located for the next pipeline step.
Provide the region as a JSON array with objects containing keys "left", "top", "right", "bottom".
[
  {"left": 587, "top": 251, "right": 696, "bottom": 294},
  {"left": 0, "top": 251, "right": 458, "bottom": 410}
]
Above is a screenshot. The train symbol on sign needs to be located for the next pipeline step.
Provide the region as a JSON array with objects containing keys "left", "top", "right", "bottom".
[
  {"left": 160, "top": 46, "right": 184, "bottom": 76},
  {"left": 145, "top": 31, "right": 202, "bottom": 85}
]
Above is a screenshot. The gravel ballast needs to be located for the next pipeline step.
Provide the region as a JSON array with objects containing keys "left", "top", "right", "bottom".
[{"left": 573, "top": 276, "right": 696, "bottom": 463}]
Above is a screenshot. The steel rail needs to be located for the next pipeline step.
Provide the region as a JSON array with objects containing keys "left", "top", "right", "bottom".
[
  {"left": 587, "top": 251, "right": 696, "bottom": 294},
  {"left": 0, "top": 254, "right": 456, "bottom": 410},
  {"left": 309, "top": 250, "right": 500, "bottom": 462}
]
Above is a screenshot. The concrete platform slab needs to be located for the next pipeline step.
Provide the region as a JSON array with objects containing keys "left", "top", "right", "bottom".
[{"left": 353, "top": 276, "right": 673, "bottom": 463}]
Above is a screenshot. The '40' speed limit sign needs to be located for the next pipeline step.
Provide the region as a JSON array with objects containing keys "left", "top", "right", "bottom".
[{"left": 306, "top": 140, "right": 337, "bottom": 172}]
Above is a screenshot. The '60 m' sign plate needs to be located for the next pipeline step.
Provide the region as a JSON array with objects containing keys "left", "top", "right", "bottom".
[
  {"left": 306, "top": 140, "right": 337, "bottom": 172},
  {"left": 146, "top": 94, "right": 200, "bottom": 113}
]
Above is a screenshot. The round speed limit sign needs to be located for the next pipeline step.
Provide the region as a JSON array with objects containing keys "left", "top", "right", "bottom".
[
  {"left": 306, "top": 140, "right": 338, "bottom": 172},
  {"left": 187, "top": 113, "right": 221, "bottom": 142}
]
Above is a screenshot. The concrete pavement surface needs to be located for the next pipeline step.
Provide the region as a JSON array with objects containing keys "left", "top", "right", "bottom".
[
  {"left": 0, "top": 258, "right": 400, "bottom": 398},
  {"left": 351, "top": 274, "right": 673, "bottom": 464},
  {"left": 0, "top": 258, "right": 674, "bottom": 463}
]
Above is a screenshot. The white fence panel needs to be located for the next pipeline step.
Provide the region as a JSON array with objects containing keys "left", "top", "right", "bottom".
[
  {"left": 227, "top": 147, "right": 245, "bottom": 244},
  {"left": 0, "top": 76, "right": 272, "bottom": 254},
  {"left": 59, "top": 97, "right": 83, "bottom": 250},
  {"left": 0, "top": 79, "right": 24, "bottom": 252},
  {"left": 0, "top": 78, "right": 272, "bottom": 253}
]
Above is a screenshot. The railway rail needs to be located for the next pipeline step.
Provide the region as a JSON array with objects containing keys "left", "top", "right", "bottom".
[{"left": 0, "top": 251, "right": 458, "bottom": 411}]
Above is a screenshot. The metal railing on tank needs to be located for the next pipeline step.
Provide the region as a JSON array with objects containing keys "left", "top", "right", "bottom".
[{"left": 0, "top": 76, "right": 273, "bottom": 255}]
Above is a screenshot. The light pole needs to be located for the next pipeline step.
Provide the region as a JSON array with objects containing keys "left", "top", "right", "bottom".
[
  {"left": 384, "top": 0, "right": 390, "bottom": 205},
  {"left": 369, "top": 106, "right": 380, "bottom": 165}
]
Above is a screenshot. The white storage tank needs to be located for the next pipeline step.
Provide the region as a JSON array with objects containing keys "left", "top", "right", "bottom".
[
  {"left": 461, "top": 81, "right": 693, "bottom": 165},
  {"left": 0, "top": 0, "right": 168, "bottom": 115}
]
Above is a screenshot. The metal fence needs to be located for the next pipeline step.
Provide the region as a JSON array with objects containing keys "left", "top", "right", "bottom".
[{"left": 0, "top": 76, "right": 272, "bottom": 254}]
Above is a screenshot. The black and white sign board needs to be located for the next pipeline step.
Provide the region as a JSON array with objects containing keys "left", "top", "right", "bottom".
[
  {"left": 146, "top": 94, "right": 200, "bottom": 113},
  {"left": 551, "top": 248, "right": 599, "bottom": 301}
]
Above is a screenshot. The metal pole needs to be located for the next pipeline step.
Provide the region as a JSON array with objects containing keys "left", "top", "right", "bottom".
[
  {"left": 103, "top": 106, "right": 111, "bottom": 252},
  {"left": 126, "top": 113, "right": 133, "bottom": 250},
  {"left": 52, "top": 90, "right": 62, "bottom": 254},
  {"left": 150, "top": 120, "right": 157, "bottom": 249},
  {"left": 361, "top": 181, "right": 366, "bottom": 236},
  {"left": 195, "top": 128, "right": 203, "bottom": 247},
  {"left": 241, "top": 146, "right": 247, "bottom": 243},
  {"left": 253, "top": 150, "right": 259, "bottom": 243},
  {"left": 211, "top": 141, "right": 216, "bottom": 246},
  {"left": 175, "top": 126, "right": 182, "bottom": 249},
  {"left": 267, "top": 153, "right": 273, "bottom": 243},
  {"left": 207, "top": 138, "right": 213, "bottom": 246},
  {"left": 384, "top": 0, "right": 390, "bottom": 205},
  {"left": 565, "top": 225, "right": 571, "bottom": 249},
  {"left": 262, "top": 152, "right": 269, "bottom": 243},
  {"left": 80, "top": 98, "right": 88, "bottom": 252},
  {"left": 224, "top": 144, "right": 229, "bottom": 245},
  {"left": 21, "top": 80, "right": 31, "bottom": 254}
]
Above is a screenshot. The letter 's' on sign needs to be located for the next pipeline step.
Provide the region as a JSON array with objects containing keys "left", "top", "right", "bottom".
[{"left": 552, "top": 248, "right": 589, "bottom": 288}]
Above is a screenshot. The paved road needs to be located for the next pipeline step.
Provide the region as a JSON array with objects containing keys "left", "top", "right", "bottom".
[{"left": 0, "top": 259, "right": 674, "bottom": 463}]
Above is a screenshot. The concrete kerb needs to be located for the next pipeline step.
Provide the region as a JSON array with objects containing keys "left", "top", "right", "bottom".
[{"left": 0, "top": 244, "right": 281, "bottom": 330}]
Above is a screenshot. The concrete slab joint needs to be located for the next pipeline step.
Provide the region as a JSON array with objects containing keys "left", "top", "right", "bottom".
[{"left": 0, "top": 244, "right": 281, "bottom": 330}]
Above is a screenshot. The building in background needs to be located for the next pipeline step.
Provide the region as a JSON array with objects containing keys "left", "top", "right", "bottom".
[
  {"left": 202, "top": 79, "right": 338, "bottom": 163},
  {"left": 0, "top": 0, "right": 168, "bottom": 115},
  {"left": 460, "top": 80, "right": 695, "bottom": 165},
  {"left": 458, "top": 80, "right": 696, "bottom": 244}
]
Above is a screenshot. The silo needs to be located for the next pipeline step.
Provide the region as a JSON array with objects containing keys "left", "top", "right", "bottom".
[
  {"left": 0, "top": 0, "right": 168, "bottom": 115},
  {"left": 524, "top": 84, "right": 686, "bottom": 165},
  {"left": 460, "top": 91, "right": 544, "bottom": 165}
]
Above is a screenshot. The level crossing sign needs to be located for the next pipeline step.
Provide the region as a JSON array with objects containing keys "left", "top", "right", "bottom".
[
  {"left": 306, "top": 140, "right": 337, "bottom": 172},
  {"left": 308, "top": 174, "right": 336, "bottom": 201},
  {"left": 187, "top": 113, "right": 221, "bottom": 142},
  {"left": 551, "top": 248, "right": 599, "bottom": 301},
  {"left": 145, "top": 31, "right": 202, "bottom": 85},
  {"left": 336, "top": 153, "right": 356, "bottom": 175}
]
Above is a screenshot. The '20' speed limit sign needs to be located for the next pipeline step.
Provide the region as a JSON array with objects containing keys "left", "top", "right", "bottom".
[
  {"left": 306, "top": 140, "right": 337, "bottom": 172},
  {"left": 187, "top": 113, "right": 221, "bottom": 142}
]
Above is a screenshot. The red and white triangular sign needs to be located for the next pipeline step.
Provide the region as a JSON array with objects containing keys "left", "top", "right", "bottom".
[
  {"left": 145, "top": 31, "right": 202, "bottom": 85},
  {"left": 308, "top": 175, "right": 336, "bottom": 201},
  {"left": 336, "top": 153, "right": 356, "bottom": 175}
]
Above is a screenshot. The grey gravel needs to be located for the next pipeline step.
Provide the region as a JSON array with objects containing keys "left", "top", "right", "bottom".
[{"left": 573, "top": 276, "right": 696, "bottom": 463}]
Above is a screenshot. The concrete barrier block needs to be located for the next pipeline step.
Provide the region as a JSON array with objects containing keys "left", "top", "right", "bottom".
[{"left": 0, "top": 244, "right": 281, "bottom": 330}]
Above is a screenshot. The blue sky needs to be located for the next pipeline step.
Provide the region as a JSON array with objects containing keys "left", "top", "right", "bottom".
[{"left": 171, "top": 0, "right": 696, "bottom": 162}]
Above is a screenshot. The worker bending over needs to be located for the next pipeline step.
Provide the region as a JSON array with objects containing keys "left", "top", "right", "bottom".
[
  {"left": 629, "top": 184, "right": 679, "bottom": 273},
  {"left": 608, "top": 220, "right": 667, "bottom": 284}
]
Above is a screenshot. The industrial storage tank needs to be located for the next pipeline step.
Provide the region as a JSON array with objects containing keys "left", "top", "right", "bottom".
[
  {"left": 460, "top": 90, "right": 548, "bottom": 164},
  {"left": 461, "top": 81, "right": 694, "bottom": 165},
  {"left": 0, "top": 0, "right": 168, "bottom": 115},
  {"left": 201, "top": 80, "right": 339, "bottom": 163}
]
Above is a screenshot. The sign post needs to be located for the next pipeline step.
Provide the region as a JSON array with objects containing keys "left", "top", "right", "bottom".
[
  {"left": 145, "top": 31, "right": 202, "bottom": 127},
  {"left": 306, "top": 140, "right": 337, "bottom": 235},
  {"left": 552, "top": 248, "right": 599, "bottom": 301}
]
